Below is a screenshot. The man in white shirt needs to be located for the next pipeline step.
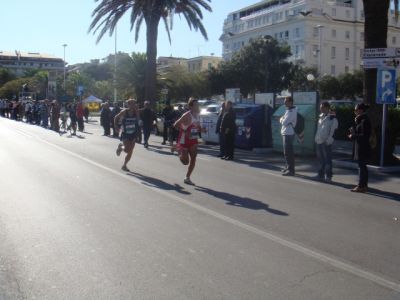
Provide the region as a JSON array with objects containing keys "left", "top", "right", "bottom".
[
  {"left": 314, "top": 102, "right": 338, "bottom": 182},
  {"left": 280, "top": 96, "right": 297, "bottom": 176}
]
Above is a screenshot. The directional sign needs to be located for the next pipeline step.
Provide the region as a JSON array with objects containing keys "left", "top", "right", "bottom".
[
  {"left": 376, "top": 68, "right": 397, "bottom": 104},
  {"left": 362, "top": 48, "right": 397, "bottom": 59},
  {"left": 76, "top": 85, "right": 84, "bottom": 96}
]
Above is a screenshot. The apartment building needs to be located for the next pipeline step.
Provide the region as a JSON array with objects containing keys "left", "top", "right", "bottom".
[{"left": 220, "top": 0, "right": 400, "bottom": 75}]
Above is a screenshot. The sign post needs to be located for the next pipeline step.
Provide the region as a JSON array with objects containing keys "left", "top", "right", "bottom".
[{"left": 376, "top": 67, "right": 397, "bottom": 166}]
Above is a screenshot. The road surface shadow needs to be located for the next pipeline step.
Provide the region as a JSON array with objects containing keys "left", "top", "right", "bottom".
[
  {"left": 298, "top": 174, "right": 400, "bottom": 202},
  {"left": 195, "top": 186, "right": 289, "bottom": 216},
  {"left": 147, "top": 145, "right": 175, "bottom": 156},
  {"left": 127, "top": 172, "right": 190, "bottom": 195}
]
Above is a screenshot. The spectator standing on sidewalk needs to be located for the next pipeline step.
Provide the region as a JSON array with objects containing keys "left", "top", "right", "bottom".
[
  {"left": 140, "top": 101, "right": 156, "bottom": 148},
  {"left": 100, "top": 103, "right": 112, "bottom": 136},
  {"left": 76, "top": 102, "right": 85, "bottom": 132},
  {"left": 162, "top": 101, "right": 175, "bottom": 145},
  {"left": 216, "top": 102, "right": 226, "bottom": 158},
  {"left": 280, "top": 96, "right": 297, "bottom": 176},
  {"left": 84, "top": 106, "right": 90, "bottom": 123},
  {"left": 220, "top": 101, "right": 236, "bottom": 161},
  {"left": 348, "top": 103, "right": 371, "bottom": 193},
  {"left": 314, "top": 102, "right": 338, "bottom": 182},
  {"left": 111, "top": 103, "right": 121, "bottom": 137}
]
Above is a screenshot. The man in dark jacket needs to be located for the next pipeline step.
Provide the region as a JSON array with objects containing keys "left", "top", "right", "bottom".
[
  {"left": 111, "top": 103, "right": 121, "bottom": 137},
  {"left": 216, "top": 102, "right": 226, "bottom": 158},
  {"left": 220, "top": 101, "right": 236, "bottom": 160},
  {"left": 349, "top": 103, "right": 371, "bottom": 193},
  {"left": 162, "top": 101, "right": 175, "bottom": 145},
  {"left": 140, "top": 101, "right": 156, "bottom": 148},
  {"left": 100, "top": 103, "right": 111, "bottom": 136}
]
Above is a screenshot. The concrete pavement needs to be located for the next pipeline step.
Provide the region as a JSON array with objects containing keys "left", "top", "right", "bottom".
[{"left": 0, "top": 117, "right": 399, "bottom": 300}]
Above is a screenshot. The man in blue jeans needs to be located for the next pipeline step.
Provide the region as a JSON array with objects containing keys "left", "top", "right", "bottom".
[
  {"left": 314, "top": 102, "right": 338, "bottom": 182},
  {"left": 280, "top": 96, "right": 297, "bottom": 176}
]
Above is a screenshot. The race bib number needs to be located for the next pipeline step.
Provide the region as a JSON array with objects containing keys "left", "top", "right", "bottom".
[{"left": 190, "top": 128, "right": 199, "bottom": 139}]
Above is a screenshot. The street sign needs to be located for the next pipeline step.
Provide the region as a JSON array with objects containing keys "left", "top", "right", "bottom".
[
  {"left": 362, "top": 48, "right": 397, "bottom": 59},
  {"left": 77, "top": 85, "right": 84, "bottom": 96},
  {"left": 362, "top": 48, "right": 400, "bottom": 69},
  {"left": 376, "top": 68, "right": 396, "bottom": 104}
]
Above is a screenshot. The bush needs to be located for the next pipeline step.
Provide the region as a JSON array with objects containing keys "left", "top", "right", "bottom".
[
  {"left": 333, "top": 105, "right": 400, "bottom": 145},
  {"left": 333, "top": 106, "right": 354, "bottom": 141}
]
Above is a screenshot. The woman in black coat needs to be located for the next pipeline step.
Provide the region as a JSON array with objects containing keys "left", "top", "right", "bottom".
[{"left": 348, "top": 103, "right": 371, "bottom": 193}]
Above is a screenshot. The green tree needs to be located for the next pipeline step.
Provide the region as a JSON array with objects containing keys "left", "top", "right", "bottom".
[
  {"left": 64, "top": 72, "right": 94, "bottom": 99},
  {"left": 337, "top": 70, "right": 363, "bottom": 100},
  {"left": 319, "top": 75, "right": 341, "bottom": 100},
  {"left": 208, "top": 37, "right": 294, "bottom": 96},
  {"left": 89, "top": 0, "right": 212, "bottom": 105},
  {"left": 288, "top": 66, "right": 318, "bottom": 93},
  {"left": 117, "top": 52, "right": 147, "bottom": 102},
  {"left": 92, "top": 80, "right": 114, "bottom": 100},
  {"left": 0, "top": 68, "right": 16, "bottom": 87},
  {"left": 0, "top": 78, "right": 30, "bottom": 99},
  {"left": 162, "top": 65, "right": 211, "bottom": 101}
]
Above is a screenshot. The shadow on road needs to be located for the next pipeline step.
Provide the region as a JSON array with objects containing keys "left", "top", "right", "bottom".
[
  {"left": 127, "top": 172, "right": 191, "bottom": 195},
  {"left": 297, "top": 174, "right": 400, "bottom": 202},
  {"left": 194, "top": 186, "right": 289, "bottom": 216}
]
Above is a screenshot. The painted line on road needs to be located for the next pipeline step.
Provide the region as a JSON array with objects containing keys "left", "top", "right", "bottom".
[
  {"left": 262, "top": 171, "right": 319, "bottom": 186},
  {"left": 16, "top": 127, "right": 400, "bottom": 293}
]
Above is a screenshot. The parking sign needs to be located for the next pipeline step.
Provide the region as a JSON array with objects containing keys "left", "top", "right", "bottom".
[{"left": 376, "top": 68, "right": 397, "bottom": 104}]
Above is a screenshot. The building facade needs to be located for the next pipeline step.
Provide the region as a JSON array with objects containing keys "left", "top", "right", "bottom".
[
  {"left": 157, "top": 55, "right": 222, "bottom": 74},
  {"left": 187, "top": 56, "right": 223, "bottom": 73},
  {"left": 0, "top": 51, "right": 64, "bottom": 76},
  {"left": 220, "top": 0, "right": 400, "bottom": 76}
]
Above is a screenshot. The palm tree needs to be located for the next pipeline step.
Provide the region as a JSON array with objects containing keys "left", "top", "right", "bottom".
[
  {"left": 88, "top": 0, "right": 212, "bottom": 104},
  {"left": 362, "top": 0, "right": 398, "bottom": 163}
]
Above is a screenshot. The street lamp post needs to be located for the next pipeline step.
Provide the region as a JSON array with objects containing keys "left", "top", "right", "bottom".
[
  {"left": 114, "top": 26, "right": 117, "bottom": 104},
  {"left": 316, "top": 25, "right": 324, "bottom": 81},
  {"left": 62, "top": 44, "right": 67, "bottom": 92}
]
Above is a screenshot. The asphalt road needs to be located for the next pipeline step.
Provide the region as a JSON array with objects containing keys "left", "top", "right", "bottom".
[{"left": 0, "top": 117, "right": 399, "bottom": 300}]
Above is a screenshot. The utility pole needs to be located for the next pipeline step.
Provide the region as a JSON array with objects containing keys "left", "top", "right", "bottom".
[{"left": 62, "top": 44, "right": 67, "bottom": 91}]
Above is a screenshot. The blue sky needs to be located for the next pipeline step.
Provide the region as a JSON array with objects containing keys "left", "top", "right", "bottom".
[{"left": 0, "top": 0, "right": 255, "bottom": 64}]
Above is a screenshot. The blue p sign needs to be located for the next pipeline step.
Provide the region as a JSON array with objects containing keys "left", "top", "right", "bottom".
[{"left": 377, "top": 68, "right": 396, "bottom": 104}]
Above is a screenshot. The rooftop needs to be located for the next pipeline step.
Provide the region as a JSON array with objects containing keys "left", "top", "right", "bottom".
[{"left": 0, "top": 50, "right": 62, "bottom": 60}]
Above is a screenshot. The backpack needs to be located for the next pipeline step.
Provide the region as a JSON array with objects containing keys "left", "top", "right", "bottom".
[{"left": 294, "top": 112, "right": 304, "bottom": 135}]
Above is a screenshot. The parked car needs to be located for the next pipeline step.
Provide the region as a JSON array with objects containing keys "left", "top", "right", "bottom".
[{"left": 200, "top": 103, "right": 221, "bottom": 115}]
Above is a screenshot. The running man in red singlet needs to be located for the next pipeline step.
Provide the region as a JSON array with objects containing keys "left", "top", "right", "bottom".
[{"left": 173, "top": 98, "right": 205, "bottom": 185}]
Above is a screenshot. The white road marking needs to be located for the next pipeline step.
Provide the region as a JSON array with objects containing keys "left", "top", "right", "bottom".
[
  {"left": 8, "top": 124, "right": 400, "bottom": 293},
  {"left": 262, "top": 171, "right": 319, "bottom": 185}
]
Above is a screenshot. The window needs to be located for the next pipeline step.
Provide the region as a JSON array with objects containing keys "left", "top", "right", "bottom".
[
  {"left": 285, "top": 30, "right": 289, "bottom": 39},
  {"left": 208, "top": 63, "right": 212, "bottom": 70},
  {"left": 313, "top": 27, "right": 319, "bottom": 37},
  {"left": 345, "top": 31, "right": 350, "bottom": 39},
  {"left": 331, "top": 46, "right": 336, "bottom": 58},
  {"left": 247, "top": 20, "right": 254, "bottom": 28},
  {"left": 274, "top": 33, "right": 278, "bottom": 39},
  {"left": 313, "top": 45, "right": 318, "bottom": 56},
  {"left": 331, "top": 65, "right": 336, "bottom": 75},
  {"left": 295, "top": 45, "right": 299, "bottom": 57},
  {"left": 295, "top": 27, "right": 300, "bottom": 38},
  {"left": 360, "top": 32, "right": 364, "bottom": 41},
  {"left": 345, "top": 48, "right": 350, "bottom": 60},
  {"left": 279, "top": 12, "right": 283, "bottom": 20},
  {"left": 360, "top": 10, "right": 364, "bottom": 19},
  {"left": 332, "top": 29, "right": 336, "bottom": 38},
  {"left": 346, "top": 10, "right": 350, "bottom": 18},
  {"left": 392, "top": 36, "right": 397, "bottom": 45},
  {"left": 332, "top": 8, "right": 336, "bottom": 17},
  {"left": 345, "top": 66, "right": 349, "bottom": 73},
  {"left": 360, "top": 49, "right": 363, "bottom": 58}
]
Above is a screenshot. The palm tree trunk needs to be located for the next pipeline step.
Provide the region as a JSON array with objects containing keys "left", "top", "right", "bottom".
[
  {"left": 362, "top": 0, "right": 395, "bottom": 164},
  {"left": 145, "top": 20, "right": 159, "bottom": 106}
]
